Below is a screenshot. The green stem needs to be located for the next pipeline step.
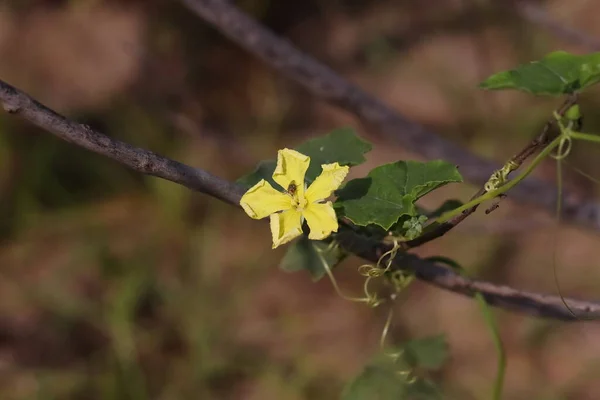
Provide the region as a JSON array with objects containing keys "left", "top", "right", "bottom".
[
  {"left": 474, "top": 292, "right": 506, "bottom": 400},
  {"left": 570, "top": 131, "right": 600, "bottom": 144},
  {"left": 426, "top": 256, "right": 505, "bottom": 400},
  {"left": 436, "top": 135, "right": 563, "bottom": 224}
]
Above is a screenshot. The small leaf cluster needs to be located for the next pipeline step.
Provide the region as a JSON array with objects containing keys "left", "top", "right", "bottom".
[{"left": 342, "top": 335, "right": 448, "bottom": 400}]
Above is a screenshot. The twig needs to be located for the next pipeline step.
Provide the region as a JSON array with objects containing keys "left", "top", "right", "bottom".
[
  {"left": 179, "top": 0, "right": 600, "bottom": 235},
  {"left": 485, "top": 196, "right": 503, "bottom": 214},
  {"left": 0, "top": 79, "right": 245, "bottom": 206},
  {"left": 405, "top": 95, "right": 579, "bottom": 248},
  {"left": 1, "top": 77, "right": 599, "bottom": 320},
  {"left": 511, "top": 94, "right": 578, "bottom": 164}
]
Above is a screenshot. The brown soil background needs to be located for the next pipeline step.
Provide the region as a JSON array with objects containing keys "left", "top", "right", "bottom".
[{"left": 1, "top": 1, "right": 600, "bottom": 399}]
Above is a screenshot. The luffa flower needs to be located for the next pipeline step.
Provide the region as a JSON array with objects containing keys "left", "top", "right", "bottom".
[{"left": 240, "top": 149, "right": 349, "bottom": 248}]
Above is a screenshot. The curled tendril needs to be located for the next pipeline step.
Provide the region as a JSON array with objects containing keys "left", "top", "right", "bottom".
[
  {"left": 549, "top": 108, "right": 575, "bottom": 162},
  {"left": 397, "top": 369, "right": 418, "bottom": 384},
  {"left": 359, "top": 238, "right": 401, "bottom": 276},
  {"left": 358, "top": 238, "right": 412, "bottom": 307},
  {"left": 384, "top": 350, "right": 416, "bottom": 383},
  {"left": 484, "top": 160, "right": 519, "bottom": 192},
  {"left": 357, "top": 264, "right": 385, "bottom": 277},
  {"left": 382, "top": 350, "right": 417, "bottom": 384},
  {"left": 317, "top": 240, "right": 373, "bottom": 305},
  {"left": 551, "top": 136, "right": 572, "bottom": 161},
  {"left": 320, "top": 237, "right": 418, "bottom": 383},
  {"left": 377, "top": 298, "right": 417, "bottom": 385}
]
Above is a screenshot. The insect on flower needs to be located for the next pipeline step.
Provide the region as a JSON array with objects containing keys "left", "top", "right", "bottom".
[
  {"left": 240, "top": 149, "right": 349, "bottom": 249},
  {"left": 285, "top": 181, "right": 298, "bottom": 196}
]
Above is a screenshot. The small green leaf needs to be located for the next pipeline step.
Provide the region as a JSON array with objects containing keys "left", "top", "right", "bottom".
[
  {"left": 238, "top": 127, "right": 372, "bottom": 189},
  {"left": 342, "top": 353, "right": 410, "bottom": 400},
  {"left": 402, "top": 215, "right": 428, "bottom": 240},
  {"left": 342, "top": 346, "right": 445, "bottom": 400},
  {"left": 336, "top": 160, "right": 462, "bottom": 230},
  {"left": 279, "top": 236, "right": 346, "bottom": 281},
  {"left": 404, "top": 379, "right": 443, "bottom": 399},
  {"left": 479, "top": 51, "right": 600, "bottom": 95},
  {"left": 403, "top": 335, "right": 449, "bottom": 369}
]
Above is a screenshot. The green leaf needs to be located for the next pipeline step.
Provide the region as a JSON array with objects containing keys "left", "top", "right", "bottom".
[
  {"left": 238, "top": 127, "right": 372, "bottom": 189},
  {"left": 279, "top": 236, "right": 346, "bottom": 281},
  {"left": 479, "top": 51, "right": 600, "bottom": 95},
  {"left": 336, "top": 160, "right": 462, "bottom": 230},
  {"left": 405, "top": 379, "right": 443, "bottom": 400},
  {"left": 403, "top": 335, "right": 449, "bottom": 369},
  {"left": 297, "top": 127, "right": 372, "bottom": 183},
  {"left": 342, "top": 353, "right": 410, "bottom": 400},
  {"left": 342, "top": 347, "right": 444, "bottom": 400}
]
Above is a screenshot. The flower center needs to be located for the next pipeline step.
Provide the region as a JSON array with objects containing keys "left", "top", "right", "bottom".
[
  {"left": 286, "top": 181, "right": 307, "bottom": 211},
  {"left": 290, "top": 193, "right": 307, "bottom": 211}
]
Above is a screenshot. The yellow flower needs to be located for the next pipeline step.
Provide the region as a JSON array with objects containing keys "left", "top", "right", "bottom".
[{"left": 240, "top": 149, "right": 349, "bottom": 249}]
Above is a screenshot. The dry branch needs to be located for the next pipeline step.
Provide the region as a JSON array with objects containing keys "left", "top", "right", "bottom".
[{"left": 2, "top": 77, "right": 599, "bottom": 321}]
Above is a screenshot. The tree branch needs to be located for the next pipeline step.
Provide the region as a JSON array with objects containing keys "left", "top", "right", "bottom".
[
  {"left": 0, "top": 79, "right": 244, "bottom": 207},
  {"left": 2, "top": 77, "right": 599, "bottom": 321},
  {"left": 338, "top": 231, "right": 600, "bottom": 320},
  {"left": 179, "top": 0, "right": 600, "bottom": 234}
]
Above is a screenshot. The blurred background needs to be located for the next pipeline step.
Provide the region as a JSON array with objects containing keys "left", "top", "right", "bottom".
[{"left": 1, "top": 0, "right": 600, "bottom": 398}]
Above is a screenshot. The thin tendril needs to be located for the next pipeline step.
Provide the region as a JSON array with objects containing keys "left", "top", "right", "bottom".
[
  {"left": 548, "top": 108, "right": 592, "bottom": 320},
  {"left": 379, "top": 301, "right": 417, "bottom": 384},
  {"left": 551, "top": 136, "right": 572, "bottom": 161},
  {"left": 564, "top": 160, "right": 600, "bottom": 184},
  {"left": 553, "top": 157, "right": 580, "bottom": 319},
  {"left": 357, "top": 239, "right": 405, "bottom": 306},
  {"left": 379, "top": 306, "right": 394, "bottom": 349},
  {"left": 316, "top": 243, "right": 373, "bottom": 304},
  {"left": 358, "top": 239, "right": 400, "bottom": 277},
  {"left": 321, "top": 238, "right": 418, "bottom": 382}
]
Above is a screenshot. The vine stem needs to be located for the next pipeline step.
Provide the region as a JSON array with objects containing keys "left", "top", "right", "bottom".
[
  {"left": 436, "top": 134, "right": 564, "bottom": 224},
  {"left": 570, "top": 131, "right": 600, "bottom": 143}
]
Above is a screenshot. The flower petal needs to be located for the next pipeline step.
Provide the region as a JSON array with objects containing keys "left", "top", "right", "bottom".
[
  {"left": 303, "top": 201, "right": 339, "bottom": 240},
  {"left": 270, "top": 209, "right": 303, "bottom": 248},
  {"left": 272, "top": 148, "right": 310, "bottom": 198},
  {"left": 305, "top": 163, "right": 349, "bottom": 202},
  {"left": 240, "top": 179, "right": 292, "bottom": 219}
]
